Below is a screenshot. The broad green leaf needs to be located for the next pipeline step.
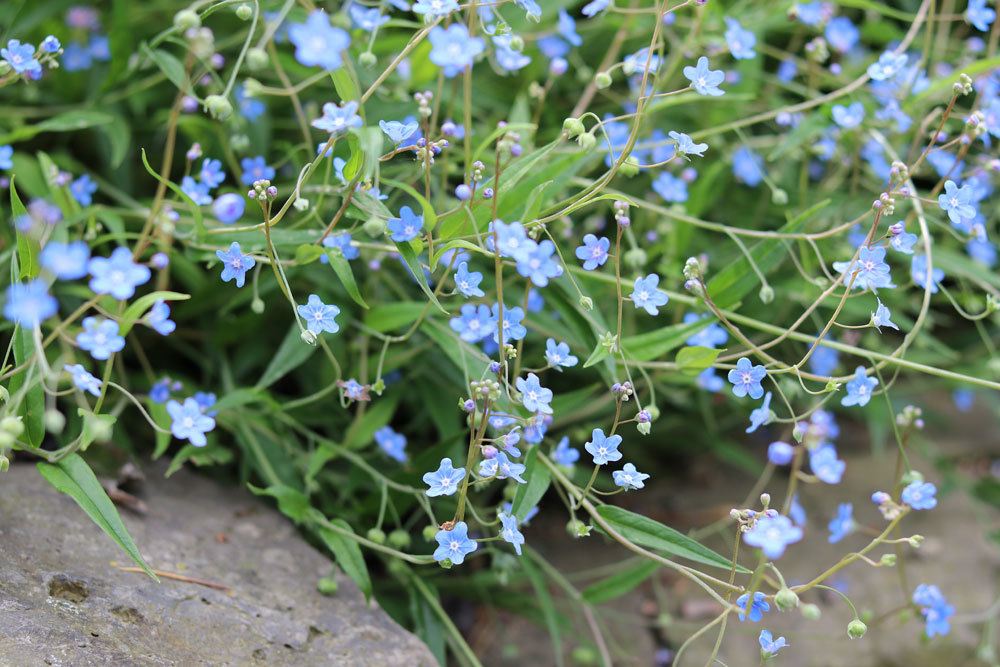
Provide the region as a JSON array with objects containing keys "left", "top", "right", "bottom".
[
  {"left": 316, "top": 518, "right": 373, "bottom": 600},
  {"left": 620, "top": 318, "right": 710, "bottom": 363},
  {"left": 582, "top": 560, "right": 659, "bottom": 605},
  {"left": 596, "top": 505, "right": 748, "bottom": 573},
  {"left": 511, "top": 448, "right": 550, "bottom": 522},
  {"left": 118, "top": 291, "right": 190, "bottom": 335},
  {"left": 582, "top": 342, "right": 610, "bottom": 369},
  {"left": 140, "top": 44, "right": 188, "bottom": 93},
  {"left": 9, "top": 326, "right": 44, "bottom": 448},
  {"left": 343, "top": 127, "right": 382, "bottom": 181},
  {"left": 37, "top": 454, "right": 158, "bottom": 580},
  {"left": 364, "top": 301, "right": 428, "bottom": 332},
  {"left": 11, "top": 178, "right": 39, "bottom": 280},
  {"left": 327, "top": 251, "right": 369, "bottom": 309},
  {"left": 330, "top": 67, "right": 361, "bottom": 103},
  {"left": 248, "top": 484, "right": 310, "bottom": 524},
  {"left": 294, "top": 243, "right": 326, "bottom": 265},
  {"left": 430, "top": 239, "right": 492, "bottom": 269},
  {"left": 0, "top": 110, "right": 117, "bottom": 145},
  {"left": 395, "top": 241, "right": 447, "bottom": 314},
  {"left": 256, "top": 324, "right": 317, "bottom": 388},
  {"left": 675, "top": 346, "right": 723, "bottom": 376},
  {"left": 149, "top": 401, "right": 172, "bottom": 459}
]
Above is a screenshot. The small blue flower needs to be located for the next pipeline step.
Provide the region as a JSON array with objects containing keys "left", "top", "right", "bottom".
[
  {"left": 575, "top": 234, "right": 610, "bottom": 270},
  {"left": 40, "top": 35, "right": 61, "bottom": 53},
  {"left": 623, "top": 48, "right": 660, "bottom": 75},
  {"left": 88, "top": 247, "right": 151, "bottom": 300},
  {"left": 630, "top": 274, "right": 669, "bottom": 315},
  {"left": 499, "top": 513, "right": 525, "bottom": 555},
  {"left": 181, "top": 176, "right": 212, "bottom": 205},
  {"left": 76, "top": 317, "right": 125, "bottom": 360},
  {"left": 489, "top": 220, "right": 533, "bottom": 261},
  {"left": 423, "top": 458, "right": 466, "bottom": 497},
  {"left": 809, "top": 443, "right": 845, "bottom": 484},
  {"left": 167, "top": 397, "right": 216, "bottom": 446},
  {"left": 613, "top": 462, "right": 649, "bottom": 490},
  {"left": 387, "top": 205, "right": 424, "bottom": 243},
  {"left": 482, "top": 452, "right": 527, "bottom": 483},
  {"left": 375, "top": 426, "right": 407, "bottom": 463},
  {"left": 297, "top": 294, "right": 341, "bottom": 334},
  {"left": 872, "top": 299, "right": 899, "bottom": 332},
  {"left": 732, "top": 147, "right": 765, "bottom": 186},
  {"left": 41, "top": 241, "right": 90, "bottom": 280},
  {"left": 585, "top": 428, "right": 623, "bottom": 465},
  {"left": 759, "top": 629, "right": 787, "bottom": 656},
  {"left": 150, "top": 378, "right": 177, "bottom": 404},
  {"left": 683, "top": 56, "right": 725, "bottom": 96},
  {"left": 450, "top": 303, "right": 493, "bottom": 342},
  {"left": 240, "top": 156, "right": 275, "bottom": 186},
  {"left": 832, "top": 101, "right": 865, "bottom": 129},
  {"left": 1, "top": 40, "right": 40, "bottom": 76},
  {"left": 669, "top": 131, "right": 708, "bottom": 158},
  {"left": 736, "top": 591, "right": 770, "bottom": 622},
  {"left": 235, "top": 84, "right": 265, "bottom": 120},
  {"left": 515, "top": 239, "right": 563, "bottom": 286},
  {"left": 453, "top": 261, "right": 485, "bottom": 298},
  {"left": 413, "top": 0, "right": 459, "bottom": 17},
  {"left": 832, "top": 246, "right": 894, "bottom": 291},
  {"left": 938, "top": 180, "right": 977, "bottom": 226},
  {"left": 65, "top": 363, "right": 101, "bottom": 397},
  {"left": 743, "top": 514, "right": 803, "bottom": 559},
  {"left": 491, "top": 303, "right": 527, "bottom": 343},
  {"left": 516, "top": 373, "right": 553, "bottom": 414},
  {"left": 789, "top": 493, "right": 807, "bottom": 527},
  {"left": 825, "top": 16, "right": 859, "bottom": 53},
  {"left": 288, "top": 10, "right": 351, "bottom": 70},
  {"left": 913, "top": 585, "right": 954, "bottom": 637},
  {"left": 724, "top": 17, "right": 756, "bottom": 60},
  {"left": 911, "top": 255, "right": 944, "bottom": 293},
  {"left": 767, "top": 441, "right": 794, "bottom": 466},
  {"left": 146, "top": 300, "right": 176, "bottom": 336},
  {"left": 379, "top": 119, "right": 419, "bottom": 145},
  {"left": 349, "top": 4, "right": 389, "bottom": 31},
  {"left": 433, "top": 521, "right": 478, "bottom": 564},
  {"left": 953, "top": 388, "right": 975, "bottom": 412},
  {"left": 581, "top": 0, "right": 610, "bottom": 16},
  {"left": 552, "top": 436, "right": 579, "bottom": 467},
  {"left": 0, "top": 145, "right": 12, "bottom": 170},
  {"left": 340, "top": 379, "right": 368, "bottom": 401},
  {"left": 545, "top": 339, "right": 578, "bottom": 370},
  {"left": 728, "top": 357, "right": 767, "bottom": 400},
  {"left": 212, "top": 193, "right": 246, "bottom": 224},
  {"left": 312, "top": 101, "right": 363, "bottom": 135},
  {"left": 652, "top": 172, "right": 688, "bottom": 202},
  {"left": 215, "top": 241, "right": 256, "bottom": 288},
  {"left": 322, "top": 232, "right": 359, "bottom": 261},
  {"left": 70, "top": 174, "right": 98, "bottom": 206},
  {"left": 684, "top": 313, "right": 728, "bottom": 348},
  {"left": 889, "top": 222, "right": 918, "bottom": 254},
  {"left": 842, "top": 366, "right": 877, "bottom": 407},
  {"left": 967, "top": 0, "right": 997, "bottom": 31},
  {"left": 746, "top": 392, "right": 772, "bottom": 433},
  {"left": 429, "top": 25, "right": 485, "bottom": 78},
  {"left": 867, "top": 51, "right": 908, "bottom": 81},
  {"left": 558, "top": 9, "right": 582, "bottom": 46},
  {"left": 810, "top": 336, "right": 839, "bottom": 376},
  {"left": 199, "top": 158, "right": 226, "bottom": 189},
  {"left": 827, "top": 503, "right": 855, "bottom": 543},
  {"left": 901, "top": 480, "right": 937, "bottom": 510}
]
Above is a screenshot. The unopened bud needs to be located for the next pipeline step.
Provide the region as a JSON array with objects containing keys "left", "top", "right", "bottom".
[{"left": 847, "top": 619, "right": 867, "bottom": 639}]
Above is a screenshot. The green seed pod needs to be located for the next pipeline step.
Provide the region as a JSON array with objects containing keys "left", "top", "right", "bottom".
[
  {"left": 366, "top": 528, "right": 386, "bottom": 544},
  {"left": 847, "top": 619, "right": 867, "bottom": 639},
  {"left": 173, "top": 9, "right": 201, "bottom": 31},
  {"left": 388, "top": 529, "right": 411, "bottom": 549},
  {"left": 317, "top": 576, "right": 338, "bottom": 595},
  {"left": 235, "top": 3, "right": 252, "bottom": 20},
  {"left": 204, "top": 95, "right": 233, "bottom": 121},
  {"left": 801, "top": 603, "right": 821, "bottom": 620},
  {"left": 594, "top": 71, "right": 613, "bottom": 89},
  {"left": 775, "top": 587, "right": 799, "bottom": 611},
  {"left": 246, "top": 48, "right": 268, "bottom": 70}
]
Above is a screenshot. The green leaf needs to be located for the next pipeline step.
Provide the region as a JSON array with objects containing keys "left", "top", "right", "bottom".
[
  {"left": 316, "top": 518, "right": 373, "bottom": 600},
  {"left": 295, "top": 243, "right": 326, "bottom": 265},
  {"left": 330, "top": 67, "right": 361, "bottom": 103},
  {"left": 395, "top": 241, "right": 447, "bottom": 314},
  {"left": 382, "top": 178, "right": 437, "bottom": 233},
  {"left": 0, "top": 110, "right": 118, "bottom": 145},
  {"left": 582, "top": 560, "right": 659, "bottom": 605},
  {"left": 118, "top": 291, "right": 191, "bottom": 336},
  {"left": 149, "top": 401, "right": 172, "bottom": 459},
  {"left": 675, "top": 346, "right": 723, "bottom": 376},
  {"left": 582, "top": 342, "right": 610, "bottom": 369},
  {"left": 596, "top": 505, "right": 748, "bottom": 573},
  {"left": 9, "top": 326, "right": 44, "bottom": 448},
  {"left": 36, "top": 454, "right": 158, "bottom": 580},
  {"left": 511, "top": 448, "right": 550, "bottom": 522},
  {"left": 140, "top": 43, "right": 189, "bottom": 93},
  {"left": 364, "top": 301, "right": 427, "bottom": 332},
  {"left": 430, "top": 239, "right": 492, "bottom": 269},
  {"left": 11, "top": 178, "right": 40, "bottom": 280},
  {"left": 327, "top": 251, "right": 369, "bottom": 309},
  {"left": 248, "top": 484, "right": 310, "bottom": 524},
  {"left": 343, "top": 394, "right": 400, "bottom": 449},
  {"left": 620, "top": 318, "right": 711, "bottom": 362},
  {"left": 256, "top": 324, "right": 317, "bottom": 388}
]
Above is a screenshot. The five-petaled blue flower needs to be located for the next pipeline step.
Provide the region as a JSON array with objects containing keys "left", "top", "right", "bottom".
[
  {"left": 872, "top": 299, "right": 899, "bottom": 332},
  {"left": 76, "top": 316, "right": 125, "bottom": 360},
  {"left": 516, "top": 373, "right": 553, "bottom": 414},
  {"left": 88, "top": 247, "right": 151, "bottom": 300},
  {"left": 423, "top": 458, "right": 466, "bottom": 497},
  {"left": 758, "top": 629, "right": 787, "bottom": 657},
  {"left": 1, "top": 40, "right": 41, "bottom": 76},
  {"left": 912, "top": 585, "right": 954, "bottom": 637},
  {"left": 911, "top": 255, "right": 944, "bottom": 294},
  {"left": 167, "top": 396, "right": 216, "bottom": 446},
  {"left": 683, "top": 56, "right": 725, "bottom": 96},
  {"left": 450, "top": 303, "right": 493, "bottom": 342},
  {"left": 833, "top": 245, "right": 894, "bottom": 291},
  {"left": 322, "top": 232, "right": 360, "bottom": 261},
  {"left": 842, "top": 365, "right": 877, "bottom": 407},
  {"left": 630, "top": 274, "right": 669, "bottom": 315},
  {"left": 967, "top": 0, "right": 997, "bottom": 31},
  {"left": 375, "top": 426, "right": 407, "bottom": 462},
  {"left": 545, "top": 338, "right": 578, "bottom": 370},
  {"left": 413, "top": 0, "right": 459, "bottom": 17},
  {"left": 743, "top": 514, "right": 803, "bottom": 559},
  {"left": 552, "top": 436, "right": 579, "bottom": 467},
  {"left": 240, "top": 156, "right": 275, "bottom": 186},
  {"left": 216, "top": 241, "right": 256, "bottom": 288},
  {"left": 491, "top": 303, "right": 527, "bottom": 343},
  {"left": 828, "top": 503, "right": 855, "bottom": 543},
  {"left": 498, "top": 512, "right": 525, "bottom": 555},
  {"left": 901, "top": 480, "right": 937, "bottom": 510},
  {"left": 669, "top": 131, "right": 708, "bottom": 158},
  {"left": 728, "top": 357, "right": 767, "bottom": 399},
  {"left": 212, "top": 193, "right": 246, "bottom": 224},
  {"left": 938, "top": 180, "right": 977, "bottom": 226},
  {"left": 867, "top": 51, "right": 908, "bottom": 81},
  {"left": 613, "top": 462, "right": 649, "bottom": 490},
  {"left": 4, "top": 280, "right": 58, "bottom": 327},
  {"left": 297, "top": 294, "right": 341, "bottom": 334},
  {"left": 65, "top": 363, "right": 101, "bottom": 397},
  {"left": 809, "top": 443, "right": 845, "bottom": 484},
  {"left": 454, "top": 261, "right": 485, "bottom": 298},
  {"left": 585, "top": 428, "right": 623, "bottom": 465},
  {"left": 736, "top": 591, "right": 770, "bottom": 622},
  {"left": 433, "top": 521, "right": 478, "bottom": 565},
  {"left": 147, "top": 300, "right": 176, "bottom": 336},
  {"left": 724, "top": 17, "right": 756, "bottom": 59},
  {"left": 516, "top": 240, "right": 563, "bottom": 287},
  {"left": 429, "top": 25, "right": 485, "bottom": 78},
  {"left": 312, "top": 101, "right": 363, "bottom": 135},
  {"left": 575, "top": 234, "right": 610, "bottom": 270},
  {"left": 387, "top": 205, "right": 424, "bottom": 243},
  {"left": 832, "top": 101, "right": 865, "bottom": 129},
  {"left": 70, "top": 174, "right": 98, "bottom": 206},
  {"left": 746, "top": 392, "right": 772, "bottom": 433},
  {"left": 379, "top": 119, "right": 419, "bottom": 145},
  {"left": 288, "top": 10, "right": 351, "bottom": 70},
  {"left": 199, "top": 158, "right": 226, "bottom": 188}
]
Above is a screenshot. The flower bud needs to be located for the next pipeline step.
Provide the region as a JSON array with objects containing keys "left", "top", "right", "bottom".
[
  {"left": 775, "top": 587, "right": 799, "bottom": 611},
  {"left": 759, "top": 285, "right": 775, "bottom": 304},
  {"left": 359, "top": 51, "right": 377, "bottom": 68},
  {"left": 0, "top": 453, "right": 8, "bottom": 473},
  {"left": 317, "top": 576, "right": 338, "bottom": 595},
  {"left": 594, "top": 71, "right": 613, "bottom": 88},
  {"left": 422, "top": 525, "right": 438, "bottom": 541},
  {"left": 801, "top": 603, "right": 822, "bottom": 620},
  {"left": 771, "top": 188, "right": 788, "bottom": 205},
  {"left": 363, "top": 217, "right": 386, "bottom": 237},
  {"left": 300, "top": 330, "right": 318, "bottom": 346},
  {"left": 251, "top": 298, "right": 265, "bottom": 314},
  {"left": 44, "top": 409, "right": 66, "bottom": 434},
  {"left": 562, "top": 117, "right": 585, "bottom": 137},
  {"left": 366, "top": 528, "right": 387, "bottom": 544},
  {"left": 174, "top": 9, "right": 201, "bottom": 30},
  {"left": 879, "top": 553, "right": 897, "bottom": 567},
  {"left": 246, "top": 47, "right": 268, "bottom": 70},
  {"left": 293, "top": 198, "right": 310, "bottom": 212},
  {"left": 567, "top": 519, "right": 591, "bottom": 538},
  {"left": 388, "top": 529, "right": 411, "bottom": 549},
  {"left": 204, "top": 94, "right": 233, "bottom": 121},
  {"left": 619, "top": 157, "right": 640, "bottom": 177},
  {"left": 637, "top": 422, "right": 651, "bottom": 435},
  {"left": 847, "top": 619, "right": 867, "bottom": 639},
  {"left": 235, "top": 3, "right": 252, "bottom": 20},
  {"left": 1, "top": 416, "right": 24, "bottom": 437},
  {"left": 577, "top": 132, "right": 597, "bottom": 150},
  {"left": 907, "top": 535, "right": 924, "bottom": 548},
  {"left": 578, "top": 296, "right": 594, "bottom": 310}
]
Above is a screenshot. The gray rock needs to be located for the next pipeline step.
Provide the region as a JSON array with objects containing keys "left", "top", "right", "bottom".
[{"left": 0, "top": 462, "right": 437, "bottom": 666}]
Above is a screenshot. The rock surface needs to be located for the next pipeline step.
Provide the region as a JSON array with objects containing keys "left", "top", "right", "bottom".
[{"left": 0, "top": 462, "right": 436, "bottom": 666}]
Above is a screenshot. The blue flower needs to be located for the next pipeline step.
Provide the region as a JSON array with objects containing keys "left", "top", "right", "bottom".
[
  {"left": 585, "top": 428, "right": 623, "bottom": 465},
  {"left": 312, "top": 101, "right": 363, "bottom": 135},
  {"left": 683, "top": 313, "right": 728, "bottom": 348},
  {"left": 911, "top": 255, "right": 944, "bottom": 293},
  {"left": 558, "top": 10, "right": 582, "bottom": 46},
  {"left": 41, "top": 241, "right": 90, "bottom": 280},
  {"left": 728, "top": 357, "right": 767, "bottom": 399},
  {"left": 413, "top": 0, "right": 459, "bottom": 16},
  {"left": 379, "top": 119, "right": 419, "bottom": 145},
  {"left": 62, "top": 42, "right": 91, "bottom": 71},
  {"left": 199, "top": 158, "right": 226, "bottom": 188},
  {"left": 76, "top": 317, "right": 125, "bottom": 360},
  {"left": 938, "top": 180, "right": 977, "bottom": 226},
  {"left": 40, "top": 35, "right": 60, "bottom": 53},
  {"left": 489, "top": 220, "right": 534, "bottom": 262},
  {"left": 167, "top": 397, "right": 216, "bottom": 447},
  {"left": 146, "top": 301, "right": 176, "bottom": 336},
  {"left": 545, "top": 339, "right": 578, "bottom": 370},
  {"left": 746, "top": 392, "right": 772, "bottom": 433},
  {"left": 732, "top": 147, "right": 764, "bottom": 186},
  {"left": 501, "top": 427, "right": 522, "bottom": 457},
  {"left": 736, "top": 591, "right": 770, "bottom": 622},
  {"left": 630, "top": 274, "right": 669, "bottom": 315},
  {"left": 613, "top": 462, "right": 649, "bottom": 490},
  {"left": 491, "top": 303, "right": 527, "bottom": 343},
  {"left": 913, "top": 585, "right": 954, "bottom": 637},
  {"left": 743, "top": 514, "right": 803, "bottom": 559},
  {"left": 902, "top": 480, "right": 937, "bottom": 510},
  {"left": 240, "top": 156, "right": 275, "bottom": 186},
  {"left": 340, "top": 379, "right": 368, "bottom": 402},
  {"left": 453, "top": 261, "right": 485, "bottom": 298},
  {"left": 724, "top": 17, "right": 756, "bottom": 60},
  {"left": 235, "top": 84, "right": 266, "bottom": 120},
  {"left": 516, "top": 373, "right": 553, "bottom": 414},
  {"left": 581, "top": 0, "right": 610, "bottom": 16},
  {"left": 1, "top": 40, "right": 40, "bottom": 76},
  {"left": 872, "top": 299, "right": 899, "bottom": 332},
  {"left": 889, "top": 222, "right": 918, "bottom": 254},
  {"left": 423, "top": 458, "right": 466, "bottom": 496},
  {"left": 552, "top": 436, "right": 579, "bottom": 467},
  {"left": 795, "top": 1, "right": 828, "bottom": 25},
  {"left": 433, "top": 521, "right": 477, "bottom": 564},
  {"left": 767, "top": 441, "right": 794, "bottom": 466},
  {"left": 288, "top": 10, "right": 350, "bottom": 70},
  {"left": 150, "top": 378, "right": 177, "bottom": 404},
  {"left": 387, "top": 205, "right": 424, "bottom": 243},
  {"left": 832, "top": 101, "right": 865, "bottom": 129},
  {"left": 65, "top": 364, "right": 101, "bottom": 397},
  {"left": 652, "top": 172, "right": 688, "bottom": 202},
  {"left": 683, "top": 56, "right": 725, "bottom": 96},
  {"left": 809, "top": 443, "right": 845, "bottom": 484},
  {"left": 953, "top": 388, "right": 975, "bottom": 412},
  {"left": 827, "top": 503, "right": 855, "bottom": 543},
  {"left": 669, "top": 131, "right": 708, "bottom": 158},
  {"left": 215, "top": 241, "right": 256, "bottom": 288},
  {"left": 450, "top": 303, "right": 493, "bottom": 342},
  {"left": 297, "top": 294, "right": 341, "bottom": 334},
  {"left": 212, "top": 193, "right": 246, "bottom": 224},
  {"left": 375, "top": 426, "right": 407, "bottom": 462},
  {"left": 429, "top": 25, "right": 485, "bottom": 78},
  {"left": 481, "top": 452, "right": 527, "bottom": 483},
  {"left": 825, "top": 16, "right": 859, "bottom": 53},
  {"left": 623, "top": 48, "right": 661, "bottom": 75},
  {"left": 842, "top": 366, "right": 877, "bottom": 407},
  {"left": 789, "top": 493, "right": 807, "bottom": 527},
  {"left": 181, "top": 176, "right": 211, "bottom": 205},
  {"left": 698, "top": 367, "right": 725, "bottom": 392},
  {"left": 322, "top": 232, "right": 359, "bottom": 261},
  {"left": 349, "top": 4, "right": 389, "bottom": 31},
  {"left": 0, "top": 144, "right": 12, "bottom": 170},
  {"left": 70, "top": 174, "right": 98, "bottom": 206},
  {"left": 499, "top": 513, "right": 525, "bottom": 555},
  {"left": 494, "top": 35, "right": 531, "bottom": 73},
  {"left": 758, "top": 629, "right": 787, "bottom": 657},
  {"left": 88, "top": 247, "right": 151, "bottom": 300},
  {"left": 967, "top": 0, "right": 997, "bottom": 31},
  {"left": 516, "top": 240, "right": 562, "bottom": 287},
  {"left": 575, "top": 234, "right": 610, "bottom": 270},
  {"left": 810, "top": 337, "right": 839, "bottom": 376},
  {"left": 867, "top": 51, "right": 908, "bottom": 81},
  {"left": 832, "top": 246, "right": 894, "bottom": 291}
]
